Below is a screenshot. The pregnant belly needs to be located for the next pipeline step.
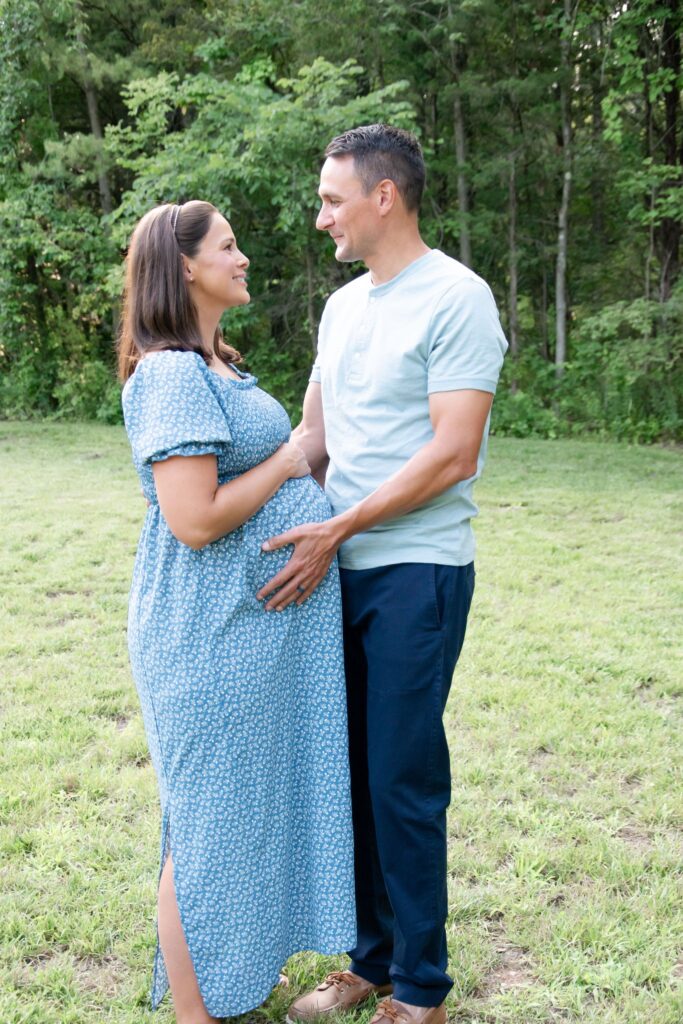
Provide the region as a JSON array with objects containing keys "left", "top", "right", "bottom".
[
  {"left": 130, "top": 475, "right": 333, "bottom": 639},
  {"left": 251, "top": 475, "right": 331, "bottom": 532},
  {"left": 243, "top": 475, "right": 333, "bottom": 590}
]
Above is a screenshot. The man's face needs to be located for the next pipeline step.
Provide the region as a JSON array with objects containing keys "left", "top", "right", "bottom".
[{"left": 316, "top": 155, "right": 380, "bottom": 263}]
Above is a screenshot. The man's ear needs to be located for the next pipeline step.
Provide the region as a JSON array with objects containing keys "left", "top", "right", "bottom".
[{"left": 376, "top": 178, "right": 398, "bottom": 216}]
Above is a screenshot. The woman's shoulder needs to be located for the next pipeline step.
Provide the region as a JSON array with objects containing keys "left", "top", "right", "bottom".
[
  {"left": 124, "top": 349, "right": 207, "bottom": 392},
  {"left": 122, "top": 350, "right": 215, "bottom": 422},
  {"left": 138, "top": 348, "right": 206, "bottom": 376}
]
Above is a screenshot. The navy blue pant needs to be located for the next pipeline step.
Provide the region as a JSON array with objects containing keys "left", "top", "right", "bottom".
[{"left": 340, "top": 562, "right": 475, "bottom": 1007}]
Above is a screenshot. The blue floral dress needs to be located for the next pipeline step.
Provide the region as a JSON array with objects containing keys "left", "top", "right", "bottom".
[{"left": 121, "top": 350, "right": 356, "bottom": 1018}]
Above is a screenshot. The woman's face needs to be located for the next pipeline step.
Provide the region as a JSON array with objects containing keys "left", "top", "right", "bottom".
[{"left": 185, "top": 213, "right": 250, "bottom": 311}]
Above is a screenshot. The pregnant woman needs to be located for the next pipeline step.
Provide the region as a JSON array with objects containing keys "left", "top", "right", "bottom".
[{"left": 118, "top": 201, "right": 355, "bottom": 1023}]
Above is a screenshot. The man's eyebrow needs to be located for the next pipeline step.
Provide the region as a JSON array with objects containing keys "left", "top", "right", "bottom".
[{"left": 318, "top": 189, "right": 342, "bottom": 200}]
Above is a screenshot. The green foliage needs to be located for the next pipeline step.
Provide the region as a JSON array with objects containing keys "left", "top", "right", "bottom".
[
  {"left": 491, "top": 389, "right": 561, "bottom": 440},
  {"left": 0, "top": 0, "right": 682, "bottom": 438},
  {"left": 0, "top": 306, "right": 122, "bottom": 423},
  {"left": 53, "top": 360, "right": 123, "bottom": 424},
  {"left": 493, "top": 295, "right": 683, "bottom": 442},
  {"left": 559, "top": 295, "right": 683, "bottom": 442}
]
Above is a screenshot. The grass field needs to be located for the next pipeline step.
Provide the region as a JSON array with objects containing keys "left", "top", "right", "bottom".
[{"left": 1, "top": 423, "right": 682, "bottom": 1024}]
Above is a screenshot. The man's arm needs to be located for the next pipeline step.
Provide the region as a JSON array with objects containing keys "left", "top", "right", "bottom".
[
  {"left": 290, "top": 382, "right": 329, "bottom": 486},
  {"left": 257, "top": 388, "right": 493, "bottom": 610}
]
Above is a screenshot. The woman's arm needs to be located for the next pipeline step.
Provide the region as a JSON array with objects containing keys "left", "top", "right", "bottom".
[{"left": 152, "top": 441, "right": 309, "bottom": 550}]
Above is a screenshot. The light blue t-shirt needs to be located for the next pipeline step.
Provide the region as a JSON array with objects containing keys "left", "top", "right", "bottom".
[{"left": 311, "top": 249, "right": 508, "bottom": 569}]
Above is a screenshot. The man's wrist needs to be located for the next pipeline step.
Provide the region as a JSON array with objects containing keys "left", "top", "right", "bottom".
[
  {"left": 323, "top": 513, "right": 351, "bottom": 551},
  {"left": 326, "top": 507, "right": 361, "bottom": 549}
]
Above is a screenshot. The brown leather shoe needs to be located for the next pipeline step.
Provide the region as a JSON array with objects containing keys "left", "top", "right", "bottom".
[
  {"left": 286, "top": 971, "right": 393, "bottom": 1023},
  {"left": 369, "top": 998, "right": 447, "bottom": 1024}
]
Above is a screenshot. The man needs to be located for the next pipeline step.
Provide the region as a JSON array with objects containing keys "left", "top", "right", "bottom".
[{"left": 257, "top": 124, "right": 507, "bottom": 1024}]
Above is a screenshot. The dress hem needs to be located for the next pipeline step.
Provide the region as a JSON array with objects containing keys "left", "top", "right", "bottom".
[{"left": 151, "top": 936, "right": 358, "bottom": 1016}]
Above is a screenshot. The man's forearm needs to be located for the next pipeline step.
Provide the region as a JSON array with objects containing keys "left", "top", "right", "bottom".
[
  {"left": 291, "top": 422, "right": 328, "bottom": 480},
  {"left": 328, "top": 438, "right": 477, "bottom": 548}
]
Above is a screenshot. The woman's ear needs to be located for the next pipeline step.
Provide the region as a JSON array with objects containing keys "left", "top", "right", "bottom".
[{"left": 181, "top": 256, "right": 194, "bottom": 283}]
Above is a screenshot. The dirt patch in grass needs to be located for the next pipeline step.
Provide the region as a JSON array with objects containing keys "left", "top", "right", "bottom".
[
  {"left": 478, "top": 926, "right": 536, "bottom": 996},
  {"left": 529, "top": 745, "right": 555, "bottom": 770},
  {"left": 21, "top": 950, "right": 62, "bottom": 969},
  {"left": 15, "top": 949, "right": 67, "bottom": 988},
  {"left": 73, "top": 953, "right": 125, "bottom": 997},
  {"left": 636, "top": 688, "right": 681, "bottom": 718},
  {"left": 46, "top": 588, "right": 94, "bottom": 599},
  {"left": 60, "top": 773, "right": 81, "bottom": 794},
  {"left": 616, "top": 824, "right": 654, "bottom": 853},
  {"left": 48, "top": 613, "right": 87, "bottom": 627}
]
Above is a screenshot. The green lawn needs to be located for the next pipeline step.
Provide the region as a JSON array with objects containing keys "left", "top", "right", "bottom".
[{"left": 1, "top": 423, "right": 682, "bottom": 1024}]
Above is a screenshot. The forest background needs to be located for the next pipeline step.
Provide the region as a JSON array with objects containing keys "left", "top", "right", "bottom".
[{"left": 1, "top": 0, "right": 683, "bottom": 442}]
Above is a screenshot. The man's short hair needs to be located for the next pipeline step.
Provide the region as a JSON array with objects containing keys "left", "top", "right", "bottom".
[{"left": 324, "top": 124, "right": 425, "bottom": 213}]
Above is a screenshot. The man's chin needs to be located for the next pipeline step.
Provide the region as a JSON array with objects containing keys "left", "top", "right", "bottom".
[{"left": 335, "top": 245, "right": 358, "bottom": 263}]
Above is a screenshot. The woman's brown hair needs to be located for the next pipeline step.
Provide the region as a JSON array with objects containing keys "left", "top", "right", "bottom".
[{"left": 117, "top": 200, "right": 241, "bottom": 381}]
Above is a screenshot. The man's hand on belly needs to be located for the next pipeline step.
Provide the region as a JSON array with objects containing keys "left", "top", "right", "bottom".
[
  {"left": 257, "top": 520, "right": 343, "bottom": 611},
  {"left": 256, "top": 390, "right": 493, "bottom": 611}
]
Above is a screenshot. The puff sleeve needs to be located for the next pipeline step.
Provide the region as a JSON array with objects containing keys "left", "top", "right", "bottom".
[{"left": 122, "top": 350, "right": 232, "bottom": 465}]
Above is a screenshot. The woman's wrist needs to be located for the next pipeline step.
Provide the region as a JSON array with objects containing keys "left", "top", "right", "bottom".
[{"left": 272, "top": 444, "right": 294, "bottom": 483}]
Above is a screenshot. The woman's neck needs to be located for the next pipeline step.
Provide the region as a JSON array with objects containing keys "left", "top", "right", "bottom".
[{"left": 196, "top": 304, "right": 222, "bottom": 353}]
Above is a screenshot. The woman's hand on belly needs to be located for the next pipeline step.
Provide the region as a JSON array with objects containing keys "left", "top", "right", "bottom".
[{"left": 152, "top": 442, "right": 310, "bottom": 550}]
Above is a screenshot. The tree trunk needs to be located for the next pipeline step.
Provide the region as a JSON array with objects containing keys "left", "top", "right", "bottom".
[
  {"left": 453, "top": 85, "right": 471, "bottom": 267},
  {"left": 75, "top": 23, "right": 112, "bottom": 217},
  {"left": 26, "top": 252, "right": 46, "bottom": 335},
  {"left": 555, "top": 163, "right": 570, "bottom": 377},
  {"left": 590, "top": 23, "right": 605, "bottom": 240},
  {"left": 540, "top": 265, "right": 549, "bottom": 361},
  {"left": 508, "top": 153, "right": 519, "bottom": 360},
  {"left": 555, "top": 0, "right": 573, "bottom": 379},
  {"left": 84, "top": 82, "right": 112, "bottom": 216},
  {"left": 656, "top": 0, "right": 681, "bottom": 301},
  {"left": 644, "top": 81, "right": 656, "bottom": 300},
  {"left": 447, "top": 3, "right": 471, "bottom": 267}
]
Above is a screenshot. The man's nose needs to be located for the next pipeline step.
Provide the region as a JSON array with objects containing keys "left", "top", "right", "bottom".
[{"left": 316, "top": 205, "right": 333, "bottom": 231}]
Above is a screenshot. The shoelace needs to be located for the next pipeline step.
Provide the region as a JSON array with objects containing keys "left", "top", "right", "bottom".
[
  {"left": 374, "top": 999, "right": 402, "bottom": 1023},
  {"left": 319, "top": 970, "right": 361, "bottom": 991}
]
